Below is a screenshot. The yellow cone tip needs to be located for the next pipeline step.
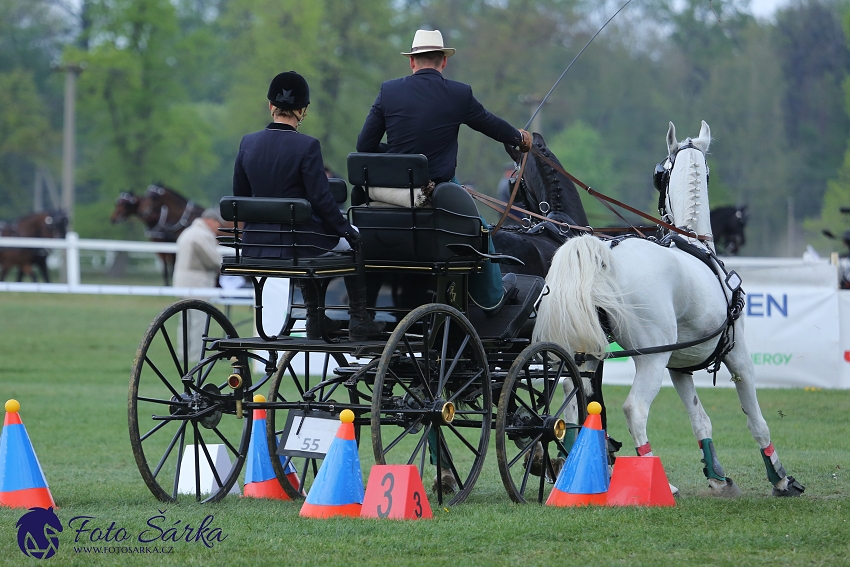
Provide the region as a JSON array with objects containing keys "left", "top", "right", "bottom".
[
  {"left": 587, "top": 401, "right": 602, "bottom": 415},
  {"left": 253, "top": 394, "right": 266, "bottom": 403},
  {"left": 5, "top": 399, "right": 20, "bottom": 413},
  {"left": 340, "top": 409, "right": 355, "bottom": 423}
]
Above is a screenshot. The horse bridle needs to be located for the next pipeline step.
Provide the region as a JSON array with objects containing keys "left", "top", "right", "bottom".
[
  {"left": 653, "top": 139, "right": 710, "bottom": 216},
  {"left": 529, "top": 146, "right": 713, "bottom": 243}
]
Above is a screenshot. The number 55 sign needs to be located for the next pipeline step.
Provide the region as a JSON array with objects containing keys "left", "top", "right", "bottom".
[
  {"left": 278, "top": 410, "right": 340, "bottom": 458},
  {"left": 361, "top": 465, "right": 433, "bottom": 520}
]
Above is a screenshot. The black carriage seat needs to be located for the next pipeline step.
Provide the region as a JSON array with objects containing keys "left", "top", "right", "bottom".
[
  {"left": 346, "top": 153, "right": 488, "bottom": 267},
  {"left": 469, "top": 274, "right": 545, "bottom": 340},
  {"left": 217, "top": 178, "right": 359, "bottom": 279}
]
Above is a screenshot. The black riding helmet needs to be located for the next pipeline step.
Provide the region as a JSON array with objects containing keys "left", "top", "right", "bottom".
[{"left": 267, "top": 71, "right": 310, "bottom": 110}]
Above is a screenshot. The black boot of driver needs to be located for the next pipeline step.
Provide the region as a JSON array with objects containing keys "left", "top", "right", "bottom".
[
  {"left": 344, "top": 276, "right": 385, "bottom": 341},
  {"left": 298, "top": 279, "right": 340, "bottom": 339}
]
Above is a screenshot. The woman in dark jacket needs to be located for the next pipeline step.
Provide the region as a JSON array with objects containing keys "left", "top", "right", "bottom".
[{"left": 232, "top": 71, "right": 383, "bottom": 341}]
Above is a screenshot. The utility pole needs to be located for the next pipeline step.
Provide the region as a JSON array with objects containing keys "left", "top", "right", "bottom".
[
  {"left": 57, "top": 63, "right": 84, "bottom": 229},
  {"left": 787, "top": 197, "right": 795, "bottom": 257}
]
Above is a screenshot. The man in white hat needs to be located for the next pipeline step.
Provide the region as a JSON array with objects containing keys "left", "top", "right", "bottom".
[
  {"left": 357, "top": 29, "right": 531, "bottom": 314},
  {"left": 357, "top": 29, "right": 531, "bottom": 184}
]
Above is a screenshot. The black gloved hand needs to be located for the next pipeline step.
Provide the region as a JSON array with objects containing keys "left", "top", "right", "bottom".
[{"left": 344, "top": 230, "right": 361, "bottom": 248}]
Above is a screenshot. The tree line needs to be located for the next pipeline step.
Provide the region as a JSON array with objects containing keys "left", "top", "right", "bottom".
[{"left": 1, "top": 0, "right": 849, "bottom": 256}]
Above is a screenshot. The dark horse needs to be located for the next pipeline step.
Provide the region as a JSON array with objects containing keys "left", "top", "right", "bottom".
[
  {"left": 0, "top": 211, "right": 68, "bottom": 282},
  {"left": 491, "top": 133, "right": 590, "bottom": 277},
  {"left": 110, "top": 185, "right": 204, "bottom": 285},
  {"left": 488, "top": 134, "right": 622, "bottom": 463},
  {"left": 710, "top": 205, "right": 748, "bottom": 255}
]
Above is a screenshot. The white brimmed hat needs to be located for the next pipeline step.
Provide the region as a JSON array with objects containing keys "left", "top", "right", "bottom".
[{"left": 401, "top": 29, "right": 455, "bottom": 58}]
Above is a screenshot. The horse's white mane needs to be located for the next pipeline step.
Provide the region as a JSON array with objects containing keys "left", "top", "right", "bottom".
[{"left": 665, "top": 120, "right": 714, "bottom": 251}]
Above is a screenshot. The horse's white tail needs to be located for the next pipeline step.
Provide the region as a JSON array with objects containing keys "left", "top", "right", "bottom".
[{"left": 533, "top": 235, "right": 629, "bottom": 358}]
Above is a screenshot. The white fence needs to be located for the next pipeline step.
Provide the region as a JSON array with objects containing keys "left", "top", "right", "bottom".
[
  {"left": 4, "top": 234, "right": 850, "bottom": 388},
  {"left": 0, "top": 232, "right": 251, "bottom": 300}
]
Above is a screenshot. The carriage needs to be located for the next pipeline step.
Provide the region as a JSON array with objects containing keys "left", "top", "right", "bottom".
[{"left": 128, "top": 152, "right": 589, "bottom": 507}]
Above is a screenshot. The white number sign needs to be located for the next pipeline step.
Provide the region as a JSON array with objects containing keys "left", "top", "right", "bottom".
[{"left": 279, "top": 412, "right": 340, "bottom": 458}]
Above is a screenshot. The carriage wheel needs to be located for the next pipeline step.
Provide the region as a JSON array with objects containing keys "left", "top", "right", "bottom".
[
  {"left": 265, "top": 351, "right": 376, "bottom": 499},
  {"left": 496, "top": 342, "right": 586, "bottom": 504},
  {"left": 371, "top": 304, "right": 491, "bottom": 506},
  {"left": 128, "top": 300, "right": 252, "bottom": 503}
]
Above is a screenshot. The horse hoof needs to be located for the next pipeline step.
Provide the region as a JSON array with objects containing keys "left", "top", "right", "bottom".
[
  {"left": 431, "top": 471, "right": 459, "bottom": 495},
  {"left": 773, "top": 475, "right": 805, "bottom": 497},
  {"left": 709, "top": 477, "right": 742, "bottom": 498}
]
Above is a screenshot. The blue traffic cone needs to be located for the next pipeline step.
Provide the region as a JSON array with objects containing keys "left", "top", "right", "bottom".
[
  {"left": 546, "top": 401, "right": 609, "bottom": 507},
  {"left": 300, "top": 409, "right": 364, "bottom": 518},
  {"left": 0, "top": 400, "right": 56, "bottom": 509},
  {"left": 244, "top": 395, "right": 300, "bottom": 500}
]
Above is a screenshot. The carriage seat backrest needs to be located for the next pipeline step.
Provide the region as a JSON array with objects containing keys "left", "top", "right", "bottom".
[
  {"left": 431, "top": 182, "right": 478, "bottom": 217},
  {"left": 219, "top": 196, "right": 313, "bottom": 225},
  {"left": 328, "top": 178, "right": 347, "bottom": 204},
  {"left": 218, "top": 193, "right": 358, "bottom": 278},
  {"left": 347, "top": 153, "right": 429, "bottom": 188}
]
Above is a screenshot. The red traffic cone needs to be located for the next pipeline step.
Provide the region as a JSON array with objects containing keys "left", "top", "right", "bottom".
[
  {"left": 243, "top": 395, "right": 300, "bottom": 500},
  {"left": 606, "top": 456, "right": 675, "bottom": 507},
  {"left": 300, "top": 409, "right": 364, "bottom": 518},
  {"left": 546, "top": 401, "right": 609, "bottom": 507},
  {"left": 0, "top": 400, "right": 56, "bottom": 509}
]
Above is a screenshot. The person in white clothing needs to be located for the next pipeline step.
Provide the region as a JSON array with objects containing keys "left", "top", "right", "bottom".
[
  {"left": 174, "top": 208, "right": 225, "bottom": 363},
  {"left": 173, "top": 208, "right": 224, "bottom": 289}
]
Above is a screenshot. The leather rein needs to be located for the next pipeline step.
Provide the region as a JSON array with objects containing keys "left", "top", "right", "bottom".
[
  {"left": 473, "top": 146, "right": 713, "bottom": 243},
  {"left": 528, "top": 146, "right": 713, "bottom": 242}
]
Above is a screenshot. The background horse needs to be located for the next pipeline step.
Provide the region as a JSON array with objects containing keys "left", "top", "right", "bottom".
[
  {"left": 139, "top": 184, "right": 205, "bottom": 241},
  {"left": 0, "top": 211, "right": 68, "bottom": 282},
  {"left": 111, "top": 185, "right": 204, "bottom": 285},
  {"left": 492, "top": 133, "right": 590, "bottom": 277},
  {"left": 535, "top": 121, "right": 804, "bottom": 497},
  {"left": 710, "top": 205, "right": 748, "bottom": 255}
]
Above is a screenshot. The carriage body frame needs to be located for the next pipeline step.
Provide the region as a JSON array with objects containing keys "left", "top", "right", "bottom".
[{"left": 128, "top": 153, "right": 587, "bottom": 507}]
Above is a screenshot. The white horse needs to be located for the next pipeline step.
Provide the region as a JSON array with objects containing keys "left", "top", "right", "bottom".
[{"left": 535, "top": 121, "right": 804, "bottom": 497}]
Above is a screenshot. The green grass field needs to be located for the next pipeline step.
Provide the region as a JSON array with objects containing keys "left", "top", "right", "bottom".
[{"left": 0, "top": 293, "right": 848, "bottom": 566}]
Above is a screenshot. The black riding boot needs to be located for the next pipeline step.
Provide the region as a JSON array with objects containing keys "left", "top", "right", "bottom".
[
  {"left": 344, "top": 275, "right": 385, "bottom": 341},
  {"left": 298, "top": 279, "right": 341, "bottom": 339}
]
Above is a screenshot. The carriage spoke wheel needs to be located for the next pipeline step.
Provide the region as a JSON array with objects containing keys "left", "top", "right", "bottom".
[
  {"left": 265, "top": 351, "right": 375, "bottom": 499},
  {"left": 496, "top": 342, "right": 586, "bottom": 504},
  {"left": 128, "top": 299, "right": 252, "bottom": 503},
  {"left": 371, "top": 304, "right": 491, "bottom": 506}
]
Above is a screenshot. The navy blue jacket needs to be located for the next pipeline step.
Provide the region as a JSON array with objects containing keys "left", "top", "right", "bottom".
[
  {"left": 356, "top": 69, "right": 523, "bottom": 183},
  {"left": 233, "top": 123, "right": 353, "bottom": 258}
]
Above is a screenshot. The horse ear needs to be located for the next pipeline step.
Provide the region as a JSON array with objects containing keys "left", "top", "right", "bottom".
[
  {"left": 666, "top": 122, "right": 677, "bottom": 155},
  {"left": 694, "top": 120, "right": 711, "bottom": 153}
]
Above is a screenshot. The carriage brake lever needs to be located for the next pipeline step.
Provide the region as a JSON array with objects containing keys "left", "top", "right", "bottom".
[
  {"left": 445, "top": 244, "right": 524, "bottom": 266},
  {"left": 533, "top": 285, "right": 549, "bottom": 312}
]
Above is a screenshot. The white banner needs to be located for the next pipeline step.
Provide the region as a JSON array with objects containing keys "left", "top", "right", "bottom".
[{"left": 603, "top": 257, "right": 850, "bottom": 389}]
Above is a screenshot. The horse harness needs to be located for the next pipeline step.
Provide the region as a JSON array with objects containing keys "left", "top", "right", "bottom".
[
  {"left": 144, "top": 186, "right": 203, "bottom": 241},
  {"left": 593, "top": 232, "right": 745, "bottom": 382}
]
